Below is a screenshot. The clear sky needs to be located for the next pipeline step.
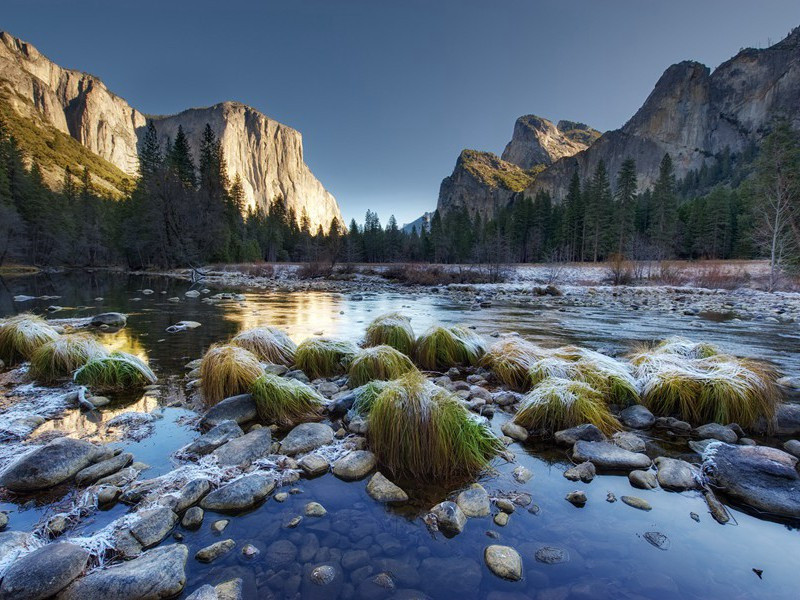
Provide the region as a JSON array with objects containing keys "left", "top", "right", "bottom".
[{"left": 4, "top": 1, "right": 800, "bottom": 225}]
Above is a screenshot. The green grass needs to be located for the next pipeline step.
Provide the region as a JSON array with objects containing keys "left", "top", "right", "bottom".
[
  {"left": 294, "top": 338, "right": 358, "bottom": 379},
  {"left": 415, "top": 325, "right": 485, "bottom": 371},
  {"left": 200, "top": 344, "right": 263, "bottom": 406},
  {"left": 250, "top": 373, "right": 325, "bottom": 427},
  {"left": 349, "top": 380, "right": 392, "bottom": 417},
  {"left": 29, "top": 333, "right": 108, "bottom": 382},
  {"left": 480, "top": 337, "right": 547, "bottom": 390},
  {"left": 513, "top": 377, "right": 622, "bottom": 435},
  {"left": 0, "top": 313, "right": 60, "bottom": 365},
  {"left": 231, "top": 326, "right": 296, "bottom": 366},
  {"left": 364, "top": 313, "right": 416, "bottom": 356},
  {"left": 348, "top": 345, "right": 417, "bottom": 388},
  {"left": 367, "top": 372, "right": 502, "bottom": 481},
  {"left": 73, "top": 351, "right": 156, "bottom": 390}
]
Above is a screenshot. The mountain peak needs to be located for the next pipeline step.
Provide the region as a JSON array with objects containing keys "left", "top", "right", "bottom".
[{"left": 501, "top": 114, "right": 599, "bottom": 169}]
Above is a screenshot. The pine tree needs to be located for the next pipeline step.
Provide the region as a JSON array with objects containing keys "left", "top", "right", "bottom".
[
  {"left": 650, "top": 153, "right": 678, "bottom": 257},
  {"left": 140, "top": 121, "right": 163, "bottom": 177},
  {"left": 562, "top": 170, "right": 582, "bottom": 260},
  {"left": 168, "top": 125, "right": 196, "bottom": 188},
  {"left": 614, "top": 158, "right": 637, "bottom": 256}
]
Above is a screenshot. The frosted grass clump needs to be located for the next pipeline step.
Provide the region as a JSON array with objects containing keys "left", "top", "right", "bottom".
[
  {"left": 0, "top": 313, "right": 60, "bottom": 365},
  {"left": 251, "top": 373, "right": 325, "bottom": 427},
  {"left": 29, "top": 333, "right": 108, "bottom": 382},
  {"left": 348, "top": 345, "right": 417, "bottom": 387},
  {"left": 415, "top": 325, "right": 485, "bottom": 371},
  {"left": 513, "top": 376, "right": 622, "bottom": 434},
  {"left": 73, "top": 352, "right": 156, "bottom": 391},
  {"left": 348, "top": 380, "right": 392, "bottom": 417},
  {"left": 231, "top": 326, "right": 296, "bottom": 366},
  {"left": 364, "top": 312, "right": 416, "bottom": 356},
  {"left": 294, "top": 338, "right": 358, "bottom": 379},
  {"left": 480, "top": 337, "right": 549, "bottom": 390},
  {"left": 199, "top": 344, "right": 263, "bottom": 405}
]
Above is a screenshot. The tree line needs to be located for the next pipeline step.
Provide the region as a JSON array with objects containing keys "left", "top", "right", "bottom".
[{"left": 0, "top": 118, "right": 797, "bottom": 274}]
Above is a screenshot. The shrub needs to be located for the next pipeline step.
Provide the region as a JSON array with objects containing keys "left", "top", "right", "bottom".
[
  {"left": 513, "top": 377, "right": 622, "bottom": 434},
  {"left": 231, "top": 326, "right": 296, "bottom": 366},
  {"left": 348, "top": 345, "right": 417, "bottom": 388},
  {"left": 200, "top": 344, "right": 263, "bottom": 406},
  {"left": 251, "top": 373, "right": 325, "bottom": 427},
  {"left": 364, "top": 313, "right": 415, "bottom": 356},
  {"left": 73, "top": 352, "right": 157, "bottom": 390},
  {"left": 0, "top": 313, "right": 60, "bottom": 365},
  {"left": 368, "top": 372, "right": 502, "bottom": 481},
  {"left": 295, "top": 338, "right": 358, "bottom": 379},
  {"left": 415, "top": 325, "right": 485, "bottom": 371},
  {"left": 30, "top": 333, "right": 108, "bottom": 382}
]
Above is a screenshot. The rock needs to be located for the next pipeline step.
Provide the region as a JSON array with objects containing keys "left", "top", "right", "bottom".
[
  {"left": 493, "top": 512, "right": 509, "bottom": 526},
  {"left": 456, "top": 483, "right": 490, "bottom": 517},
  {"left": 564, "top": 461, "right": 595, "bottom": 482},
  {"left": 310, "top": 564, "right": 337, "bottom": 585},
  {"left": 500, "top": 422, "right": 528, "bottom": 442},
  {"left": 484, "top": 545, "right": 522, "bottom": 581},
  {"left": 185, "top": 585, "right": 217, "bottom": 600},
  {"left": 495, "top": 498, "right": 515, "bottom": 513},
  {"left": 694, "top": 423, "right": 737, "bottom": 443},
  {"left": 200, "top": 474, "right": 276, "bottom": 512},
  {"left": 655, "top": 416, "right": 692, "bottom": 432},
  {"left": 211, "top": 428, "right": 272, "bottom": 467},
  {"left": 565, "top": 490, "right": 587, "bottom": 506},
  {"left": 58, "top": 544, "right": 188, "bottom": 599},
  {"left": 332, "top": 450, "right": 377, "bottom": 480},
  {"left": 512, "top": 466, "right": 533, "bottom": 483},
  {"left": 305, "top": 501, "right": 327, "bottom": 517},
  {"left": 554, "top": 423, "right": 606, "bottom": 445},
  {"left": 327, "top": 390, "right": 356, "bottom": 416},
  {"left": 195, "top": 539, "right": 235, "bottom": 563},
  {"left": 182, "top": 420, "right": 244, "bottom": 456},
  {"left": 688, "top": 439, "right": 715, "bottom": 455},
  {"left": 279, "top": 423, "right": 335, "bottom": 456},
  {"left": 75, "top": 452, "right": 133, "bottom": 486},
  {"left": 241, "top": 544, "right": 259, "bottom": 558},
  {"left": 704, "top": 489, "right": 730, "bottom": 524},
  {"left": 0, "top": 438, "right": 97, "bottom": 492},
  {"left": 628, "top": 470, "right": 658, "bottom": 489},
  {"left": 572, "top": 440, "right": 651, "bottom": 472},
  {"left": 265, "top": 540, "right": 297, "bottom": 568},
  {"left": 129, "top": 507, "right": 178, "bottom": 549},
  {"left": 298, "top": 454, "right": 330, "bottom": 477},
  {"left": 612, "top": 431, "right": 646, "bottom": 453},
  {"left": 182, "top": 507, "right": 204, "bottom": 529},
  {"left": 703, "top": 443, "right": 800, "bottom": 519},
  {"left": 0, "top": 542, "right": 88, "bottom": 600},
  {"left": 0, "top": 513, "right": 7, "bottom": 530},
  {"left": 535, "top": 546, "right": 569, "bottom": 564},
  {"left": 429, "top": 501, "right": 467, "bottom": 535},
  {"left": 90, "top": 313, "right": 126, "bottom": 328},
  {"left": 621, "top": 495, "right": 652, "bottom": 510},
  {"left": 366, "top": 472, "right": 408, "bottom": 503},
  {"left": 0, "top": 531, "right": 33, "bottom": 566},
  {"left": 200, "top": 394, "right": 257, "bottom": 429},
  {"left": 783, "top": 439, "right": 800, "bottom": 458},
  {"left": 159, "top": 479, "right": 211, "bottom": 514},
  {"left": 643, "top": 531, "right": 670, "bottom": 550},
  {"left": 654, "top": 457, "right": 699, "bottom": 491},
  {"left": 619, "top": 405, "right": 655, "bottom": 429},
  {"left": 211, "top": 519, "right": 229, "bottom": 533}
]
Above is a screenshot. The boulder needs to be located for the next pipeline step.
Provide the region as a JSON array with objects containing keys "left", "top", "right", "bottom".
[
  {"left": 694, "top": 423, "right": 737, "bottom": 443},
  {"left": 654, "top": 457, "right": 699, "bottom": 491},
  {"left": 572, "top": 440, "right": 651, "bottom": 472},
  {"left": 280, "top": 423, "right": 334, "bottom": 456},
  {"left": 75, "top": 452, "right": 133, "bottom": 487},
  {"left": 332, "top": 451, "right": 377, "bottom": 481},
  {"left": 298, "top": 454, "right": 330, "bottom": 477},
  {"left": 429, "top": 501, "right": 467, "bottom": 535},
  {"left": 628, "top": 470, "right": 658, "bottom": 489},
  {"left": 182, "top": 420, "right": 243, "bottom": 456},
  {"left": 554, "top": 424, "right": 605, "bottom": 446},
  {"left": 619, "top": 405, "right": 655, "bottom": 429},
  {"left": 783, "top": 439, "right": 800, "bottom": 458},
  {"left": 327, "top": 390, "right": 356, "bottom": 417},
  {"left": 200, "top": 474, "right": 275, "bottom": 512},
  {"left": 703, "top": 443, "right": 800, "bottom": 519},
  {"left": 90, "top": 313, "right": 126, "bottom": 328},
  {"left": 484, "top": 545, "right": 522, "bottom": 581},
  {"left": 0, "top": 438, "right": 97, "bottom": 492},
  {"left": 564, "top": 461, "right": 596, "bottom": 482},
  {"left": 211, "top": 428, "right": 272, "bottom": 467},
  {"left": 182, "top": 507, "right": 204, "bottom": 529},
  {"left": 58, "top": 544, "right": 188, "bottom": 599},
  {"left": 500, "top": 422, "right": 528, "bottom": 442},
  {"left": 366, "top": 472, "right": 408, "bottom": 503},
  {"left": 129, "top": 507, "right": 178, "bottom": 549},
  {"left": 456, "top": 484, "right": 490, "bottom": 517},
  {"left": 0, "top": 542, "right": 88, "bottom": 600},
  {"left": 200, "top": 394, "right": 257, "bottom": 429}
]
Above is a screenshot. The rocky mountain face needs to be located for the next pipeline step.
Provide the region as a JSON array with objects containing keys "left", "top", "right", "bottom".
[
  {"left": 532, "top": 28, "right": 800, "bottom": 200},
  {"left": 402, "top": 211, "right": 434, "bottom": 234},
  {"left": 501, "top": 115, "right": 600, "bottom": 169},
  {"left": 0, "top": 31, "right": 342, "bottom": 230}
]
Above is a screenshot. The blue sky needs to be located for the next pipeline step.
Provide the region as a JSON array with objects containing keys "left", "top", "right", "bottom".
[{"left": 4, "top": 1, "right": 799, "bottom": 225}]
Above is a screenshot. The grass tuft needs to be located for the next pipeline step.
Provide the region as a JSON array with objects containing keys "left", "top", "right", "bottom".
[
  {"left": 364, "top": 312, "right": 416, "bottom": 356},
  {"left": 200, "top": 344, "right": 263, "bottom": 406},
  {"left": 480, "top": 337, "right": 548, "bottom": 390},
  {"left": 513, "top": 377, "right": 622, "bottom": 434},
  {"left": 73, "top": 351, "right": 157, "bottom": 390},
  {"left": 231, "top": 327, "right": 297, "bottom": 366},
  {"left": 294, "top": 338, "right": 358, "bottom": 379},
  {"left": 30, "top": 333, "right": 108, "bottom": 382},
  {"left": 349, "top": 380, "right": 392, "bottom": 417},
  {"left": 0, "top": 313, "right": 60, "bottom": 365},
  {"left": 415, "top": 325, "right": 485, "bottom": 371},
  {"left": 367, "top": 372, "right": 502, "bottom": 481},
  {"left": 348, "top": 345, "right": 417, "bottom": 387},
  {"left": 251, "top": 373, "right": 325, "bottom": 427}
]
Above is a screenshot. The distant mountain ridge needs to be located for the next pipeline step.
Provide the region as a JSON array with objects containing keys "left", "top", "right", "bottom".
[{"left": 0, "top": 31, "right": 342, "bottom": 230}]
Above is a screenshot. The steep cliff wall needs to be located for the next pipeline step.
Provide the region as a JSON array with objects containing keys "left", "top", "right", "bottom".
[{"left": 501, "top": 115, "right": 599, "bottom": 169}]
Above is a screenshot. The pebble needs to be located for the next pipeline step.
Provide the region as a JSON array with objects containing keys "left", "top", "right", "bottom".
[
  {"left": 305, "top": 502, "right": 327, "bottom": 517},
  {"left": 493, "top": 512, "right": 509, "bottom": 526},
  {"left": 484, "top": 545, "right": 523, "bottom": 581}
]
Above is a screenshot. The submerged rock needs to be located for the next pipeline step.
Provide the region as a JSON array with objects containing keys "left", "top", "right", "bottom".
[
  {"left": 201, "top": 394, "right": 257, "bottom": 429},
  {"left": 58, "top": 544, "right": 188, "bottom": 599},
  {"left": 332, "top": 450, "right": 377, "bottom": 480},
  {"left": 279, "top": 423, "right": 334, "bottom": 456},
  {"left": 200, "top": 474, "right": 276, "bottom": 512},
  {"left": 572, "top": 440, "right": 651, "bottom": 472},
  {"left": 512, "top": 465, "right": 533, "bottom": 483},
  {"left": 703, "top": 443, "right": 800, "bottom": 519},
  {"left": 535, "top": 546, "right": 569, "bottom": 564},
  {"left": 195, "top": 539, "right": 235, "bottom": 563},
  {"left": 456, "top": 483, "right": 490, "bottom": 517},
  {"left": 0, "top": 542, "right": 88, "bottom": 600},
  {"left": 304, "top": 501, "right": 327, "bottom": 517},
  {"left": 484, "top": 545, "right": 522, "bottom": 581},
  {"left": 366, "top": 472, "right": 408, "bottom": 503},
  {"left": 0, "top": 437, "right": 96, "bottom": 492}
]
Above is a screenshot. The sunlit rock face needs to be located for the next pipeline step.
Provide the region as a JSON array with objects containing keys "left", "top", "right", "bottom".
[
  {"left": 0, "top": 31, "right": 342, "bottom": 231},
  {"left": 501, "top": 115, "right": 600, "bottom": 169}
]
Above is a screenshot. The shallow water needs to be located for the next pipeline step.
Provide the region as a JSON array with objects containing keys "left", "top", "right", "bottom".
[{"left": 0, "top": 272, "right": 798, "bottom": 599}]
